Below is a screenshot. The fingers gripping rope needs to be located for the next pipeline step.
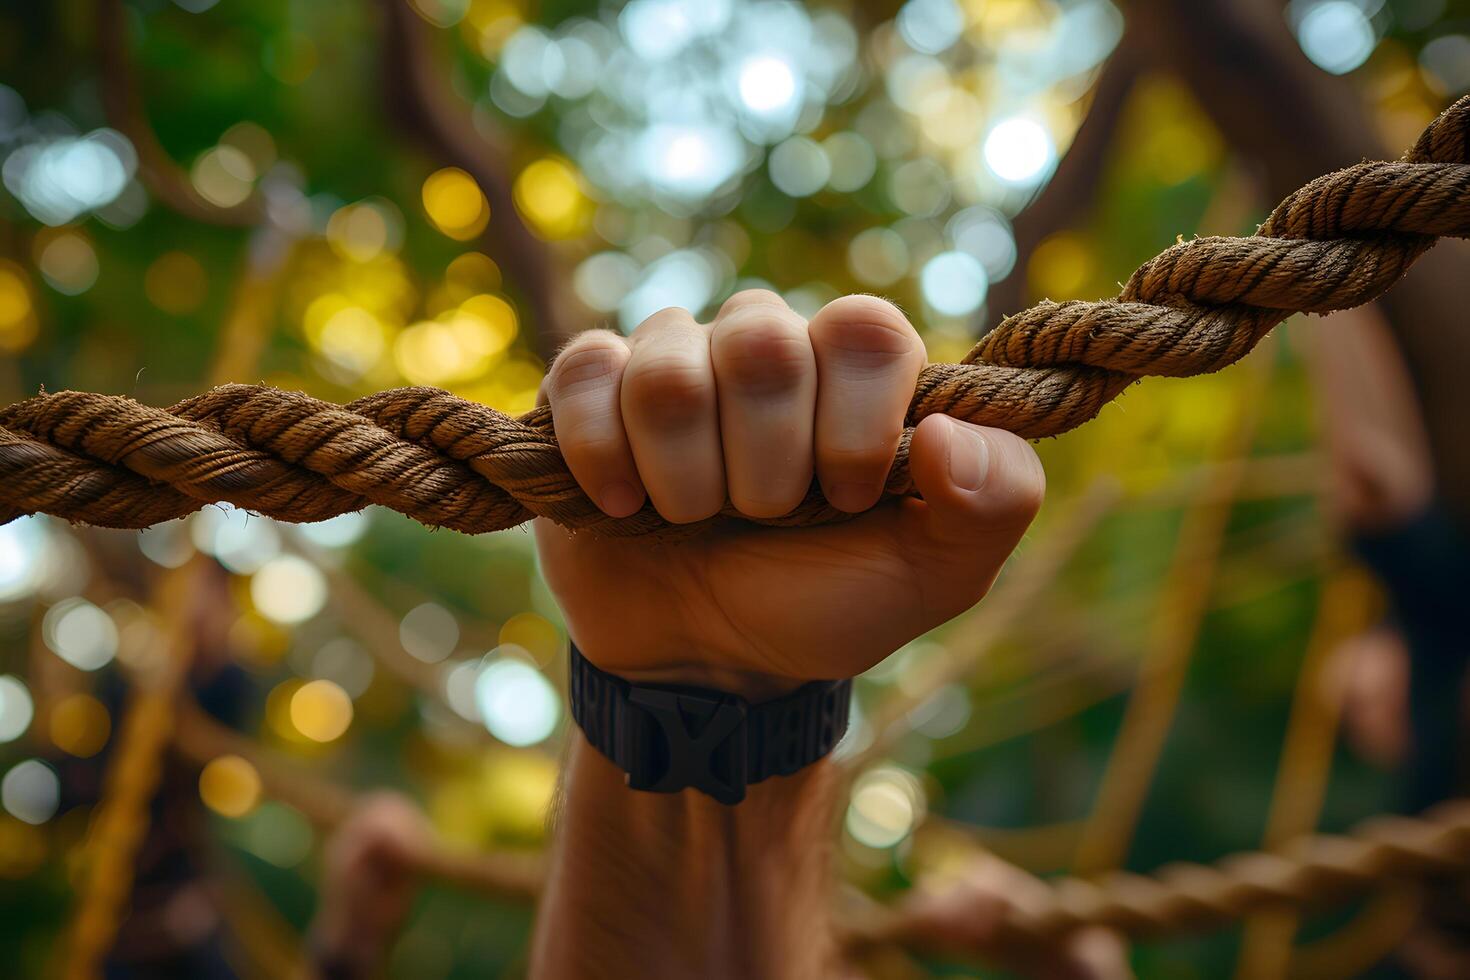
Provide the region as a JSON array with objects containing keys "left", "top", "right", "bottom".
[{"left": 5, "top": 97, "right": 1470, "bottom": 537}]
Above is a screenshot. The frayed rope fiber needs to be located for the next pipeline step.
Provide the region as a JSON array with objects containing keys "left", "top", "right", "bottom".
[{"left": 6, "top": 95, "right": 1470, "bottom": 538}]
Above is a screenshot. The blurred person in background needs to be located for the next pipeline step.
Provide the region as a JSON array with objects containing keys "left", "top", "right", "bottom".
[
  {"left": 1308, "top": 304, "right": 1470, "bottom": 813},
  {"left": 1308, "top": 305, "right": 1470, "bottom": 980}
]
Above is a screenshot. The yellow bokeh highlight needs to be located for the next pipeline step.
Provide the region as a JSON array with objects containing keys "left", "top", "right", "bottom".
[
  {"left": 499, "top": 612, "right": 560, "bottom": 665},
  {"left": 0, "top": 260, "right": 38, "bottom": 353},
  {"left": 1120, "top": 77, "right": 1224, "bottom": 187},
  {"left": 199, "top": 754, "right": 263, "bottom": 818},
  {"left": 145, "top": 251, "right": 208, "bottom": 315},
  {"left": 327, "top": 202, "right": 392, "bottom": 263},
  {"left": 479, "top": 752, "right": 557, "bottom": 841},
  {"left": 1028, "top": 231, "right": 1095, "bottom": 301},
  {"left": 290, "top": 679, "right": 353, "bottom": 743},
  {"left": 513, "top": 157, "right": 590, "bottom": 240},
  {"left": 393, "top": 293, "right": 518, "bottom": 386},
  {"left": 304, "top": 295, "right": 392, "bottom": 379},
  {"left": 429, "top": 780, "right": 484, "bottom": 848},
  {"left": 429, "top": 751, "right": 559, "bottom": 848},
  {"left": 459, "top": 354, "right": 544, "bottom": 415},
  {"left": 49, "top": 693, "right": 111, "bottom": 758},
  {"left": 423, "top": 167, "right": 490, "bottom": 240}
]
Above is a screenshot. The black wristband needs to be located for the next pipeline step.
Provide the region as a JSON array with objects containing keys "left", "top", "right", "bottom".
[{"left": 568, "top": 644, "right": 852, "bottom": 805}]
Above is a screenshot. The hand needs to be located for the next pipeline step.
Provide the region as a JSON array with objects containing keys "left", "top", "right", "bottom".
[
  {"left": 1330, "top": 626, "right": 1410, "bottom": 767},
  {"left": 535, "top": 290, "right": 1045, "bottom": 696},
  {"left": 897, "top": 854, "right": 1132, "bottom": 980},
  {"left": 309, "top": 793, "right": 430, "bottom": 976}
]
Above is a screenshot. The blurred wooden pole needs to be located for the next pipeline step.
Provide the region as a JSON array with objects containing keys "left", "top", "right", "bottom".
[
  {"left": 380, "top": 0, "right": 579, "bottom": 360},
  {"left": 1127, "top": 0, "right": 1470, "bottom": 528},
  {"left": 1073, "top": 344, "right": 1274, "bottom": 873},
  {"left": 1233, "top": 569, "right": 1380, "bottom": 979},
  {"left": 60, "top": 221, "right": 293, "bottom": 979}
]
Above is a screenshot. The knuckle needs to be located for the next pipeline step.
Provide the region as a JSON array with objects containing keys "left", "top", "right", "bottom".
[
  {"left": 633, "top": 306, "right": 698, "bottom": 336},
  {"left": 810, "top": 295, "right": 925, "bottom": 366},
  {"left": 713, "top": 319, "right": 813, "bottom": 391},
  {"left": 623, "top": 354, "right": 714, "bottom": 420},
  {"left": 548, "top": 334, "right": 628, "bottom": 398},
  {"left": 718, "top": 288, "right": 787, "bottom": 318}
]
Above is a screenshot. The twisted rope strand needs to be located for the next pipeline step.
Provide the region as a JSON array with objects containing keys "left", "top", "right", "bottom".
[
  {"left": 5, "top": 97, "right": 1470, "bottom": 536},
  {"left": 853, "top": 801, "right": 1470, "bottom": 954}
]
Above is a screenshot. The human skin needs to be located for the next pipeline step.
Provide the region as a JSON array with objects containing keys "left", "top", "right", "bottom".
[
  {"left": 528, "top": 290, "right": 1051, "bottom": 979},
  {"left": 306, "top": 793, "right": 431, "bottom": 979}
]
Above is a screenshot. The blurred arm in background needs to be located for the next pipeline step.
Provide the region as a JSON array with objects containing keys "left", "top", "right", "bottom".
[
  {"left": 1303, "top": 305, "right": 1470, "bottom": 820},
  {"left": 303, "top": 793, "right": 431, "bottom": 980}
]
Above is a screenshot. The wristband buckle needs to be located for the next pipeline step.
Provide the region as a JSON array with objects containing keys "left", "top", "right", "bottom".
[{"left": 624, "top": 687, "right": 750, "bottom": 805}]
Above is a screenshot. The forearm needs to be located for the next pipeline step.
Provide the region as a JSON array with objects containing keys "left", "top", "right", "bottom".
[{"left": 529, "top": 733, "right": 844, "bottom": 980}]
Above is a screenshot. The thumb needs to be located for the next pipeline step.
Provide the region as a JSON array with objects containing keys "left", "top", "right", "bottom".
[{"left": 896, "top": 414, "right": 1045, "bottom": 597}]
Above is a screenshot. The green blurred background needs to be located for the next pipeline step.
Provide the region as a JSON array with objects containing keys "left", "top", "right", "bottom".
[{"left": 2, "top": 0, "right": 1469, "bottom": 976}]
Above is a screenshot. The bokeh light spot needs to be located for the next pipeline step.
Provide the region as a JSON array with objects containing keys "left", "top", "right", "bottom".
[
  {"left": 1029, "top": 230, "right": 1096, "bottom": 300},
  {"left": 400, "top": 602, "right": 460, "bottom": 664},
  {"left": 847, "top": 227, "right": 910, "bottom": 288},
  {"left": 190, "top": 144, "right": 256, "bottom": 207},
  {"left": 513, "top": 157, "right": 589, "bottom": 239},
  {"left": 250, "top": 555, "right": 327, "bottom": 625},
  {"left": 0, "top": 260, "right": 38, "bottom": 351},
  {"left": 36, "top": 230, "right": 99, "bottom": 295},
  {"left": 845, "top": 765, "right": 926, "bottom": 848},
  {"left": 1, "top": 760, "right": 59, "bottom": 826},
  {"left": 43, "top": 598, "right": 119, "bottom": 671},
  {"left": 289, "top": 679, "right": 353, "bottom": 743},
  {"left": 499, "top": 612, "right": 560, "bottom": 665},
  {"left": 48, "top": 692, "right": 110, "bottom": 758},
  {"left": 475, "top": 655, "right": 559, "bottom": 746},
  {"left": 0, "top": 676, "right": 34, "bottom": 743},
  {"left": 769, "top": 137, "right": 831, "bottom": 197},
  {"left": 1294, "top": 0, "right": 1377, "bottom": 75},
  {"left": 982, "top": 117, "right": 1056, "bottom": 185},
  {"left": 200, "top": 754, "right": 263, "bottom": 817},
  {"left": 738, "top": 55, "right": 799, "bottom": 115},
  {"left": 422, "top": 167, "right": 490, "bottom": 240},
  {"left": 921, "top": 250, "right": 988, "bottom": 317}
]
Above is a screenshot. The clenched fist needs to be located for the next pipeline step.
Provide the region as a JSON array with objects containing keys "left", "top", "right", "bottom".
[{"left": 534, "top": 290, "right": 1045, "bottom": 698}]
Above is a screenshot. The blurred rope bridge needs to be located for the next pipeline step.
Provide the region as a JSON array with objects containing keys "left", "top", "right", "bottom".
[
  {"left": 4, "top": 96, "right": 1470, "bottom": 536},
  {"left": 179, "top": 695, "right": 1470, "bottom": 955}
]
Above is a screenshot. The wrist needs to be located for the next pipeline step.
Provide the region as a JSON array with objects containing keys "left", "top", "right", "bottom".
[
  {"left": 568, "top": 634, "right": 819, "bottom": 703},
  {"left": 306, "top": 920, "right": 382, "bottom": 980},
  {"left": 530, "top": 734, "right": 843, "bottom": 980}
]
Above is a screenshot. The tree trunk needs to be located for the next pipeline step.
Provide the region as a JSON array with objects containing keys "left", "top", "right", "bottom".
[{"left": 1129, "top": 0, "right": 1470, "bottom": 527}]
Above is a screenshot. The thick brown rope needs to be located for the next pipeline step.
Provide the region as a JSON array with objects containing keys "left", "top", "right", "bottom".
[{"left": 5, "top": 97, "right": 1470, "bottom": 536}]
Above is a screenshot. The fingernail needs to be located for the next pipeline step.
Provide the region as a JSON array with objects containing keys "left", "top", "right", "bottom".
[
  {"left": 947, "top": 420, "right": 991, "bottom": 492},
  {"left": 828, "top": 481, "right": 877, "bottom": 512},
  {"left": 599, "top": 481, "right": 643, "bottom": 517}
]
